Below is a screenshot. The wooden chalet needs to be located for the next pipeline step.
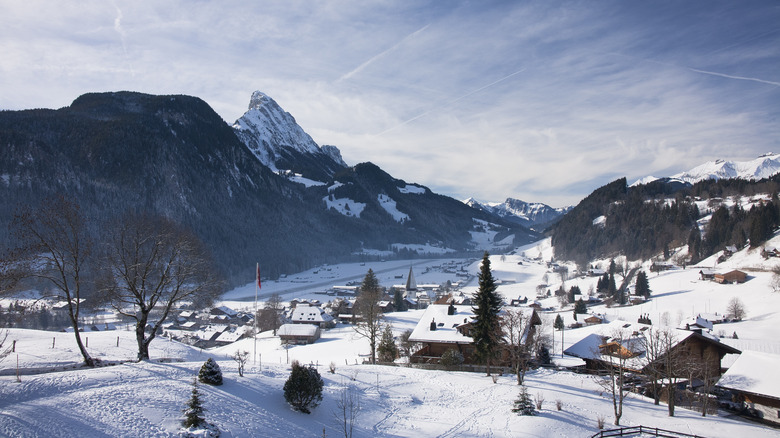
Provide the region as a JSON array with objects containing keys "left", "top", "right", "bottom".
[
  {"left": 717, "top": 351, "right": 780, "bottom": 426},
  {"left": 278, "top": 323, "right": 320, "bottom": 345},
  {"left": 564, "top": 321, "right": 740, "bottom": 380},
  {"left": 408, "top": 304, "right": 541, "bottom": 365},
  {"left": 714, "top": 270, "right": 747, "bottom": 284}
]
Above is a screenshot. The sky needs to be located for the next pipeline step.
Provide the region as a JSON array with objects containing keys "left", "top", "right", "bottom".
[{"left": 1, "top": 1, "right": 779, "bottom": 207}]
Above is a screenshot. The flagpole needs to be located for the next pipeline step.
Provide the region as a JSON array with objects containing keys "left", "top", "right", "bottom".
[{"left": 254, "top": 262, "right": 258, "bottom": 364}]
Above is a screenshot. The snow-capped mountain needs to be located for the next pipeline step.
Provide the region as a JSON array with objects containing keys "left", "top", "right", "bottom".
[
  {"left": 465, "top": 198, "right": 571, "bottom": 230},
  {"left": 233, "top": 91, "right": 347, "bottom": 182},
  {"left": 631, "top": 153, "right": 780, "bottom": 186}
]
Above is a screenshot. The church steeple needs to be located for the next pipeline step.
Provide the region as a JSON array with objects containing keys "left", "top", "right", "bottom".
[{"left": 406, "top": 265, "right": 417, "bottom": 291}]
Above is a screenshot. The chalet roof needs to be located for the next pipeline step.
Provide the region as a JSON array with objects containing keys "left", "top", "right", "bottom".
[
  {"left": 278, "top": 324, "right": 319, "bottom": 337},
  {"left": 678, "top": 315, "right": 714, "bottom": 331},
  {"left": 564, "top": 320, "right": 740, "bottom": 371},
  {"left": 408, "top": 304, "right": 474, "bottom": 344},
  {"left": 717, "top": 351, "right": 780, "bottom": 400},
  {"left": 290, "top": 304, "right": 334, "bottom": 324}
]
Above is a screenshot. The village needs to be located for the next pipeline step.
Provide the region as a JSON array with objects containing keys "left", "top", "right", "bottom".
[{"left": 2, "top": 238, "right": 779, "bottom": 437}]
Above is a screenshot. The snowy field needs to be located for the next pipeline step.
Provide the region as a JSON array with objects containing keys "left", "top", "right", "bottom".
[{"left": 2, "top": 237, "right": 780, "bottom": 437}]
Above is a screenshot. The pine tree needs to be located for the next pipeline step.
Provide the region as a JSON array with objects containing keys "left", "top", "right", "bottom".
[
  {"left": 574, "top": 298, "right": 587, "bottom": 314},
  {"left": 471, "top": 252, "right": 502, "bottom": 375},
  {"left": 537, "top": 344, "right": 552, "bottom": 365},
  {"left": 512, "top": 385, "right": 536, "bottom": 416},
  {"left": 377, "top": 324, "right": 398, "bottom": 362},
  {"left": 283, "top": 361, "right": 324, "bottom": 414},
  {"left": 198, "top": 358, "right": 223, "bottom": 386},
  {"left": 392, "top": 288, "right": 407, "bottom": 312},
  {"left": 182, "top": 379, "right": 206, "bottom": 429},
  {"left": 554, "top": 314, "right": 564, "bottom": 331},
  {"left": 634, "top": 271, "right": 651, "bottom": 298}
]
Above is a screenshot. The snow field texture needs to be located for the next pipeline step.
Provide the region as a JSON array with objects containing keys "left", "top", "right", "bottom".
[{"left": 3, "top": 236, "right": 780, "bottom": 436}]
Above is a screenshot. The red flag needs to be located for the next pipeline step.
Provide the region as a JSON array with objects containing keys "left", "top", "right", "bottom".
[{"left": 256, "top": 263, "right": 261, "bottom": 289}]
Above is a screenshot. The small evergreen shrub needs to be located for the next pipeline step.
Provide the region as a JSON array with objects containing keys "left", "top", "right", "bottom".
[
  {"left": 198, "top": 358, "right": 223, "bottom": 386},
  {"left": 512, "top": 385, "right": 536, "bottom": 416},
  {"left": 439, "top": 349, "right": 464, "bottom": 367},
  {"left": 182, "top": 379, "right": 205, "bottom": 429},
  {"left": 283, "top": 360, "right": 324, "bottom": 414}
]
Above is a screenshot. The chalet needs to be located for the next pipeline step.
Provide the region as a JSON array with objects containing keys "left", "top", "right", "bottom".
[
  {"left": 650, "top": 261, "right": 674, "bottom": 272},
  {"left": 587, "top": 268, "right": 606, "bottom": 277},
  {"left": 698, "top": 269, "right": 716, "bottom": 281},
  {"left": 408, "top": 304, "right": 541, "bottom": 365},
  {"left": 211, "top": 306, "right": 238, "bottom": 318},
  {"left": 679, "top": 315, "right": 714, "bottom": 332},
  {"left": 717, "top": 351, "right": 780, "bottom": 426},
  {"left": 762, "top": 246, "right": 780, "bottom": 258},
  {"left": 278, "top": 323, "right": 321, "bottom": 345},
  {"left": 714, "top": 270, "right": 747, "bottom": 284},
  {"left": 584, "top": 315, "right": 603, "bottom": 326},
  {"left": 289, "top": 303, "right": 335, "bottom": 328},
  {"left": 724, "top": 245, "right": 738, "bottom": 256},
  {"left": 564, "top": 320, "right": 740, "bottom": 379}
]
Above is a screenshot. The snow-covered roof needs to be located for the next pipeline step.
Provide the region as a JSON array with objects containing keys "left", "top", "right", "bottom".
[
  {"left": 278, "top": 324, "right": 319, "bottom": 337},
  {"left": 290, "top": 304, "right": 333, "bottom": 323},
  {"left": 718, "top": 351, "right": 780, "bottom": 400},
  {"left": 678, "top": 315, "right": 714, "bottom": 331},
  {"left": 408, "top": 304, "right": 474, "bottom": 344}
]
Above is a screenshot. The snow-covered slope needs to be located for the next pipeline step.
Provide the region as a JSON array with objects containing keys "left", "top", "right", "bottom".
[
  {"left": 633, "top": 153, "right": 780, "bottom": 186},
  {"left": 232, "top": 91, "right": 346, "bottom": 181},
  {"left": 465, "top": 198, "right": 571, "bottom": 229}
]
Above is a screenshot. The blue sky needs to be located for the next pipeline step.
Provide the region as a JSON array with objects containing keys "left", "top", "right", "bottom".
[{"left": 2, "top": 1, "right": 779, "bottom": 207}]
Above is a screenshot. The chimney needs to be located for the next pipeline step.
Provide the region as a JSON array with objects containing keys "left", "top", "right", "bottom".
[{"left": 430, "top": 319, "right": 436, "bottom": 331}]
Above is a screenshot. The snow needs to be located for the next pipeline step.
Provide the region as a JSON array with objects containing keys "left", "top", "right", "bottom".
[
  {"left": 323, "top": 195, "right": 365, "bottom": 218},
  {"left": 397, "top": 184, "right": 425, "bottom": 194},
  {"left": 4, "top": 239, "right": 780, "bottom": 436},
  {"left": 671, "top": 153, "right": 780, "bottom": 184},
  {"left": 717, "top": 351, "right": 780, "bottom": 399},
  {"left": 377, "top": 194, "right": 409, "bottom": 223}
]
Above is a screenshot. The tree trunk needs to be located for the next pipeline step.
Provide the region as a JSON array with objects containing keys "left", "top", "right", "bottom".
[
  {"left": 68, "top": 311, "right": 94, "bottom": 367},
  {"left": 136, "top": 313, "right": 150, "bottom": 361}
]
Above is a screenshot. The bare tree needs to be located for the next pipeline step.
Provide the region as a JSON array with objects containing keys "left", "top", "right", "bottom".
[
  {"left": 726, "top": 297, "right": 746, "bottom": 321},
  {"left": 11, "top": 195, "right": 96, "bottom": 366},
  {"left": 593, "top": 329, "right": 633, "bottom": 425},
  {"left": 0, "top": 330, "right": 12, "bottom": 364},
  {"left": 258, "top": 293, "right": 284, "bottom": 335},
  {"left": 101, "top": 213, "right": 222, "bottom": 361},
  {"left": 231, "top": 350, "right": 249, "bottom": 377},
  {"left": 333, "top": 383, "right": 361, "bottom": 438},
  {"left": 660, "top": 329, "right": 682, "bottom": 416},
  {"left": 641, "top": 327, "right": 666, "bottom": 405},
  {"left": 353, "top": 269, "right": 383, "bottom": 364},
  {"left": 502, "top": 308, "right": 535, "bottom": 385}
]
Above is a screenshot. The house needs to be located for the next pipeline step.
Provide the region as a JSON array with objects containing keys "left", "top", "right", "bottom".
[
  {"left": 714, "top": 270, "right": 747, "bottom": 284},
  {"left": 717, "top": 351, "right": 780, "bottom": 426},
  {"left": 289, "top": 303, "right": 335, "bottom": 328},
  {"left": 650, "top": 261, "right": 674, "bottom": 272},
  {"left": 724, "top": 245, "right": 738, "bottom": 256},
  {"left": 587, "top": 268, "right": 606, "bottom": 277},
  {"left": 408, "top": 304, "right": 541, "bottom": 365},
  {"left": 564, "top": 320, "right": 740, "bottom": 379},
  {"left": 679, "top": 315, "right": 714, "bottom": 332},
  {"left": 762, "top": 246, "right": 780, "bottom": 258},
  {"left": 584, "top": 315, "right": 603, "bottom": 326},
  {"left": 278, "top": 323, "right": 320, "bottom": 345},
  {"left": 698, "top": 269, "right": 716, "bottom": 281}
]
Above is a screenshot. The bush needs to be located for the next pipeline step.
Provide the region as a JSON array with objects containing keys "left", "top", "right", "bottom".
[
  {"left": 439, "top": 349, "right": 464, "bottom": 367},
  {"left": 182, "top": 379, "right": 205, "bottom": 429},
  {"left": 512, "top": 385, "right": 536, "bottom": 416},
  {"left": 198, "top": 358, "right": 223, "bottom": 386},
  {"left": 283, "top": 361, "right": 324, "bottom": 414}
]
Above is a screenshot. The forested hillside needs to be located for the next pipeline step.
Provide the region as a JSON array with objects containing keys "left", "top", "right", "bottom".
[
  {"left": 550, "top": 176, "right": 780, "bottom": 268},
  {"left": 0, "top": 92, "right": 536, "bottom": 287}
]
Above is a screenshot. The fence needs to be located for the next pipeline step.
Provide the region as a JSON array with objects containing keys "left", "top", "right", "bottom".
[{"left": 591, "top": 425, "right": 706, "bottom": 438}]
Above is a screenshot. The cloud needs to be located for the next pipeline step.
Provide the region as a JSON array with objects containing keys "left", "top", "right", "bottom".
[{"left": 1, "top": 1, "right": 779, "bottom": 206}]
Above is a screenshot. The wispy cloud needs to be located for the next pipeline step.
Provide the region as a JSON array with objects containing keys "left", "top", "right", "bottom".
[{"left": 1, "top": 1, "right": 779, "bottom": 206}]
